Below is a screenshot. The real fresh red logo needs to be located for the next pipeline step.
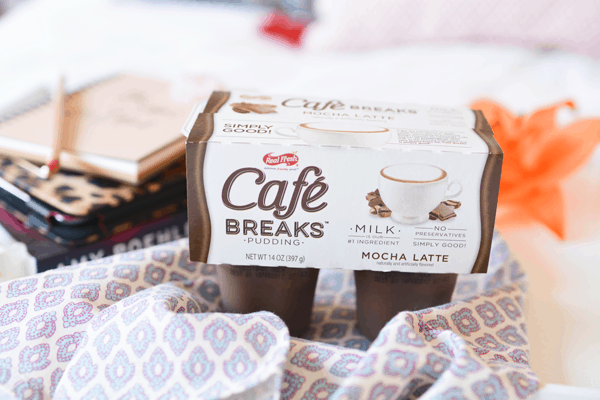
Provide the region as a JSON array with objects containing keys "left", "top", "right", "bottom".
[{"left": 263, "top": 152, "right": 299, "bottom": 166}]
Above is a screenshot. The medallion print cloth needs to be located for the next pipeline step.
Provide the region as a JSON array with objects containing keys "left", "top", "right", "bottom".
[{"left": 0, "top": 232, "right": 538, "bottom": 399}]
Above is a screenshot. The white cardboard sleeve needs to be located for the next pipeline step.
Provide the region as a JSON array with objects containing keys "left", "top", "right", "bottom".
[{"left": 184, "top": 91, "right": 502, "bottom": 274}]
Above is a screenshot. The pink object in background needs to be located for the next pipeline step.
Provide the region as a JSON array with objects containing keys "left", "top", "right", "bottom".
[{"left": 305, "top": 0, "right": 600, "bottom": 57}]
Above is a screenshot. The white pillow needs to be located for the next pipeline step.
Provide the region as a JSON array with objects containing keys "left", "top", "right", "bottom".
[{"left": 305, "top": 0, "right": 600, "bottom": 57}]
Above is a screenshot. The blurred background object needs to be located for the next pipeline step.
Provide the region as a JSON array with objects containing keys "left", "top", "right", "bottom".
[
  {"left": 0, "top": 215, "right": 36, "bottom": 282},
  {"left": 305, "top": 0, "right": 600, "bottom": 57},
  {"left": 0, "top": 0, "right": 25, "bottom": 15},
  {"left": 470, "top": 99, "right": 600, "bottom": 239}
]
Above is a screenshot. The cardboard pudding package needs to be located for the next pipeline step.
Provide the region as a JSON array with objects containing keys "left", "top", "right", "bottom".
[{"left": 182, "top": 91, "right": 502, "bottom": 338}]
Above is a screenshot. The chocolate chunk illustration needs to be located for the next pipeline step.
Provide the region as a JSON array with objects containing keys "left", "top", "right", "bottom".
[
  {"left": 230, "top": 102, "right": 277, "bottom": 114},
  {"left": 443, "top": 200, "right": 461, "bottom": 209},
  {"left": 366, "top": 193, "right": 384, "bottom": 207},
  {"left": 366, "top": 190, "right": 380, "bottom": 199},
  {"left": 241, "top": 95, "right": 272, "bottom": 100},
  {"left": 232, "top": 106, "right": 250, "bottom": 114},
  {"left": 366, "top": 189, "right": 390, "bottom": 218},
  {"left": 440, "top": 213, "right": 456, "bottom": 221},
  {"left": 374, "top": 204, "right": 391, "bottom": 218},
  {"left": 429, "top": 203, "right": 457, "bottom": 221},
  {"left": 248, "top": 104, "right": 277, "bottom": 114}
]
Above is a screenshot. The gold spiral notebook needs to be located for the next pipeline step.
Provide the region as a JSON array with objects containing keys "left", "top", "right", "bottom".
[{"left": 0, "top": 75, "right": 193, "bottom": 185}]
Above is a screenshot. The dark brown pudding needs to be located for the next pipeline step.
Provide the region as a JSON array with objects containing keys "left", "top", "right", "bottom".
[
  {"left": 354, "top": 270, "right": 457, "bottom": 340},
  {"left": 216, "top": 265, "right": 319, "bottom": 337}
]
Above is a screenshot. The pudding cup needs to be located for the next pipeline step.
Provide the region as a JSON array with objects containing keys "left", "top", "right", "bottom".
[
  {"left": 216, "top": 265, "right": 319, "bottom": 337},
  {"left": 354, "top": 270, "right": 457, "bottom": 340}
]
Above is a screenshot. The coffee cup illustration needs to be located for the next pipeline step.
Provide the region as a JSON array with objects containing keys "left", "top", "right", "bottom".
[
  {"left": 275, "top": 122, "right": 391, "bottom": 148},
  {"left": 378, "top": 164, "right": 462, "bottom": 224}
]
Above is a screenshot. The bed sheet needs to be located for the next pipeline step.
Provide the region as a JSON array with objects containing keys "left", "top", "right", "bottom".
[{"left": 0, "top": 234, "right": 538, "bottom": 400}]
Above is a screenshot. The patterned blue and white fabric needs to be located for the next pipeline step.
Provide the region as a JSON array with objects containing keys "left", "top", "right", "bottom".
[{"left": 0, "top": 232, "right": 537, "bottom": 399}]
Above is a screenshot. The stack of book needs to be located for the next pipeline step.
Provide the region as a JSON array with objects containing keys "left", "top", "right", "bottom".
[{"left": 0, "top": 75, "right": 196, "bottom": 271}]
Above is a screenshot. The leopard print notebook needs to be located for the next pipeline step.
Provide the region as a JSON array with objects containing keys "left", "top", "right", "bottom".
[{"left": 0, "top": 156, "right": 185, "bottom": 217}]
